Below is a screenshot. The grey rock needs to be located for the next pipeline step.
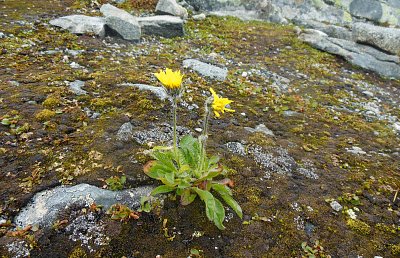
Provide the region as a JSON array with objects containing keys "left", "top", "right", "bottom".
[
  {"left": 8, "top": 80, "right": 20, "bottom": 87},
  {"left": 138, "top": 15, "right": 184, "bottom": 38},
  {"left": 132, "top": 123, "right": 190, "bottom": 145},
  {"left": 49, "top": 15, "right": 106, "bottom": 37},
  {"left": 244, "top": 124, "right": 275, "bottom": 137},
  {"left": 183, "top": 59, "right": 228, "bottom": 81},
  {"left": 192, "top": 13, "right": 206, "bottom": 21},
  {"left": 117, "top": 122, "right": 134, "bottom": 142},
  {"left": 0, "top": 32, "right": 5, "bottom": 38},
  {"left": 6, "top": 240, "right": 30, "bottom": 258},
  {"left": 156, "top": 0, "right": 188, "bottom": 19},
  {"left": 295, "top": 19, "right": 352, "bottom": 40},
  {"left": 100, "top": 4, "right": 141, "bottom": 41},
  {"left": 349, "top": 0, "right": 383, "bottom": 22},
  {"left": 296, "top": 160, "right": 319, "bottom": 180},
  {"left": 299, "top": 32, "right": 400, "bottom": 79},
  {"left": 118, "top": 83, "right": 168, "bottom": 100},
  {"left": 330, "top": 200, "right": 343, "bottom": 212},
  {"left": 14, "top": 183, "right": 153, "bottom": 228},
  {"left": 347, "top": 146, "right": 367, "bottom": 155},
  {"left": 353, "top": 22, "right": 400, "bottom": 55},
  {"left": 225, "top": 142, "right": 246, "bottom": 156},
  {"left": 69, "top": 80, "right": 87, "bottom": 95}
]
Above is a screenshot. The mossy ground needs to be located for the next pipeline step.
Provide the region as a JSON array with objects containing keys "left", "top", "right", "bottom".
[{"left": 0, "top": 0, "right": 399, "bottom": 257}]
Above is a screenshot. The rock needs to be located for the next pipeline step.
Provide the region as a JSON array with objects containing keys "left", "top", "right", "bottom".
[
  {"left": 137, "top": 15, "right": 184, "bottom": 38},
  {"left": 192, "top": 13, "right": 206, "bottom": 21},
  {"left": 295, "top": 19, "right": 352, "bottom": 40},
  {"left": 118, "top": 83, "right": 168, "bottom": 100},
  {"left": 69, "top": 62, "right": 83, "bottom": 69},
  {"left": 49, "top": 15, "right": 106, "bottom": 37},
  {"left": 100, "top": 4, "right": 141, "bottom": 41},
  {"left": 183, "top": 59, "right": 228, "bottom": 81},
  {"left": 156, "top": 0, "right": 188, "bottom": 19},
  {"left": 353, "top": 22, "right": 400, "bottom": 55},
  {"left": 132, "top": 123, "right": 190, "bottom": 145},
  {"left": 14, "top": 183, "right": 153, "bottom": 228},
  {"left": 349, "top": 0, "right": 383, "bottom": 22},
  {"left": 68, "top": 80, "right": 87, "bottom": 95},
  {"left": 244, "top": 124, "right": 275, "bottom": 137},
  {"left": 8, "top": 80, "right": 20, "bottom": 87},
  {"left": 347, "top": 146, "right": 367, "bottom": 155},
  {"left": 330, "top": 200, "right": 343, "bottom": 212},
  {"left": 117, "top": 122, "right": 134, "bottom": 142},
  {"left": 299, "top": 31, "right": 400, "bottom": 79},
  {"left": 0, "top": 32, "right": 5, "bottom": 38}
]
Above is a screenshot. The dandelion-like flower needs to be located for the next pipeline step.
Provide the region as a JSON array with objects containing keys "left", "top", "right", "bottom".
[
  {"left": 154, "top": 68, "right": 183, "bottom": 90},
  {"left": 209, "top": 88, "right": 235, "bottom": 118}
]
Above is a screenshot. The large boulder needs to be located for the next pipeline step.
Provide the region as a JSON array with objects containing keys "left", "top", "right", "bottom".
[
  {"left": 49, "top": 15, "right": 106, "bottom": 37},
  {"left": 156, "top": 0, "right": 188, "bottom": 19},
  {"left": 138, "top": 15, "right": 184, "bottom": 38},
  {"left": 294, "top": 19, "right": 352, "bottom": 40},
  {"left": 349, "top": 0, "right": 383, "bottom": 22},
  {"left": 100, "top": 4, "right": 141, "bottom": 41},
  {"left": 299, "top": 30, "right": 400, "bottom": 79},
  {"left": 353, "top": 22, "right": 400, "bottom": 55}
]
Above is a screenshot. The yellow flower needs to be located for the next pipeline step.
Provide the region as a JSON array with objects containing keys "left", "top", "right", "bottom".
[
  {"left": 154, "top": 68, "right": 183, "bottom": 89},
  {"left": 209, "top": 88, "right": 235, "bottom": 118}
]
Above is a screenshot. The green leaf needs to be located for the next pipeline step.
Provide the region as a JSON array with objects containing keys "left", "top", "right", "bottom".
[
  {"left": 212, "top": 184, "right": 243, "bottom": 219},
  {"left": 1, "top": 119, "right": 11, "bottom": 126},
  {"left": 193, "top": 187, "right": 226, "bottom": 230},
  {"left": 151, "top": 185, "right": 175, "bottom": 196},
  {"left": 180, "top": 189, "right": 197, "bottom": 205}
]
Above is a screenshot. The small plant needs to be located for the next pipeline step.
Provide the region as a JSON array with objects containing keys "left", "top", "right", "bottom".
[
  {"left": 105, "top": 175, "right": 126, "bottom": 191},
  {"left": 106, "top": 203, "right": 140, "bottom": 222},
  {"left": 301, "top": 240, "right": 331, "bottom": 258},
  {"left": 144, "top": 68, "right": 242, "bottom": 230}
]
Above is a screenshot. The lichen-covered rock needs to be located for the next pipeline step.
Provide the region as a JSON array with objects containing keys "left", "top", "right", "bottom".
[
  {"left": 49, "top": 15, "right": 106, "bottom": 37},
  {"left": 118, "top": 83, "right": 168, "bottom": 100},
  {"left": 68, "top": 80, "right": 87, "bottom": 95},
  {"left": 100, "top": 4, "right": 141, "bottom": 41},
  {"left": 14, "top": 184, "right": 153, "bottom": 228},
  {"left": 138, "top": 15, "right": 184, "bottom": 38},
  {"left": 349, "top": 0, "right": 383, "bottom": 22},
  {"left": 299, "top": 30, "right": 400, "bottom": 79},
  {"left": 116, "top": 122, "right": 134, "bottom": 142},
  {"left": 353, "top": 22, "right": 400, "bottom": 55},
  {"left": 183, "top": 59, "right": 228, "bottom": 81},
  {"left": 156, "top": 0, "right": 188, "bottom": 19}
]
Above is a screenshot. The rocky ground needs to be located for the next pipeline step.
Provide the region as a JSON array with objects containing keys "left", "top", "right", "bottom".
[{"left": 0, "top": 0, "right": 399, "bottom": 257}]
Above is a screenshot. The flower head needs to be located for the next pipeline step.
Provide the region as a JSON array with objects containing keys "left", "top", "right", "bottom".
[
  {"left": 209, "top": 88, "right": 235, "bottom": 118},
  {"left": 154, "top": 68, "right": 183, "bottom": 90}
]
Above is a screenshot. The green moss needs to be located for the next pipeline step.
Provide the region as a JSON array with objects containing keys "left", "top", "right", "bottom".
[
  {"left": 35, "top": 109, "right": 56, "bottom": 121},
  {"left": 68, "top": 246, "right": 87, "bottom": 258},
  {"left": 347, "top": 219, "right": 371, "bottom": 235},
  {"left": 43, "top": 96, "right": 61, "bottom": 108},
  {"left": 391, "top": 244, "right": 400, "bottom": 255}
]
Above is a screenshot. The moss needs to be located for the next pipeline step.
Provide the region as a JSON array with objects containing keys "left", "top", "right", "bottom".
[
  {"left": 347, "top": 219, "right": 371, "bottom": 235},
  {"left": 391, "top": 244, "right": 400, "bottom": 255},
  {"left": 68, "top": 246, "right": 88, "bottom": 258},
  {"left": 43, "top": 96, "right": 61, "bottom": 108},
  {"left": 35, "top": 109, "right": 56, "bottom": 121}
]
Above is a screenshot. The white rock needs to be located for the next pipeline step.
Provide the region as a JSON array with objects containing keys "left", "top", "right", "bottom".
[
  {"left": 156, "top": 0, "right": 188, "bottom": 19},
  {"left": 49, "top": 15, "right": 106, "bottom": 37}
]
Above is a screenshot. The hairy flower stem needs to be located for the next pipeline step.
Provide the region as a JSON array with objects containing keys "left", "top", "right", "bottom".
[
  {"left": 198, "top": 97, "right": 213, "bottom": 176},
  {"left": 172, "top": 97, "right": 178, "bottom": 157}
]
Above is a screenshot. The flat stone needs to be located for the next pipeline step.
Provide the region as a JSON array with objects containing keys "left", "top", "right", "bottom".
[
  {"left": 68, "top": 80, "right": 87, "bottom": 95},
  {"left": 118, "top": 83, "right": 168, "bottom": 100},
  {"left": 138, "top": 15, "right": 184, "bottom": 38},
  {"left": 14, "top": 183, "right": 153, "bottom": 228},
  {"left": 183, "top": 59, "right": 228, "bottom": 81},
  {"left": 299, "top": 31, "right": 400, "bottom": 79},
  {"left": 353, "top": 22, "right": 400, "bottom": 55},
  {"left": 49, "top": 15, "right": 106, "bottom": 37},
  {"left": 156, "top": 0, "right": 188, "bottom": 19},
  {"left": 244, "top": 124, "right": 275, "bottom": 137},
  {"left": 100, "top": 4, "right": 141, "bottom": 41},
  {"left": 347, "top": 146, "right": 367, "bottom": 155},
  {"left": 295, "top": 19, "right": 352, "bottom": 40}
]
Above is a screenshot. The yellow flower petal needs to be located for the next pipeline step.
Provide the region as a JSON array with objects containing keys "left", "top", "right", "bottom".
[
  {"left": 154, "top": 68, "right": 183, "bottom": 89},
  {"left": 209, "top": 88, "right": 235, "bottom": 118}
]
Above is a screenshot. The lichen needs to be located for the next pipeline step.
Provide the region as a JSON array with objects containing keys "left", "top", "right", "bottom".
[
  {"left": 35, "top": 109, "right": 56, "bottom": 121},
  {"left": 346, "top": 219, "right": 371, "bottom": 235}
]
